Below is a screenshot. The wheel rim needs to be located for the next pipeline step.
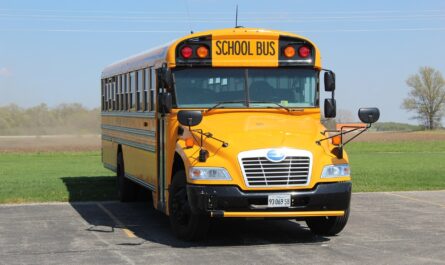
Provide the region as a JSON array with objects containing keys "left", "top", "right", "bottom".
[{"left": 171, "top": 185, "right": 191, "bottom": 226}]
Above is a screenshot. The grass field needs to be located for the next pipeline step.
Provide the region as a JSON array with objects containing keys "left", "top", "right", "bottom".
[
  {"left": 347, "top": 141, "right": 445, "bottom": 192},
  {"left": 0, "top": 139, "right": 444, "bottom": 203},
  {"left": 0, "top": 152, "right": 116, "bottom": 203}
]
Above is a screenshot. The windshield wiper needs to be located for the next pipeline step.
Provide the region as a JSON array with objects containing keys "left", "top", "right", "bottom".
[
  {"left": 249, "top": 101, "right": 292, "bottom": 112},
  {"left": 206, "top": 100, "right": 247, "bottom": 112}
]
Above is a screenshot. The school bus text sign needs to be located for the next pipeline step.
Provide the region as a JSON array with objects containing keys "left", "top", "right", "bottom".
[{"left": 212, "top": 39, "right": 279, "bottom": 67}]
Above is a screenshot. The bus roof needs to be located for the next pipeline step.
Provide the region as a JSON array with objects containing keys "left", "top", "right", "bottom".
[
  {"left": 101, "top": 28, "right": 321, "bottom": 79},
  {"left": 101, "top": 42, "right": 172, "bottom": 79}
]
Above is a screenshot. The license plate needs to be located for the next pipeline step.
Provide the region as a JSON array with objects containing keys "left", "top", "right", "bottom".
[{"left": 268, "top": 194, "right": 291, "bottom": 208}]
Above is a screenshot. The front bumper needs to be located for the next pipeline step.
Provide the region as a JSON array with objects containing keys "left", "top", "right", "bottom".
[{"left": 187, "top": 182, "right": 351, "bottom": 218}]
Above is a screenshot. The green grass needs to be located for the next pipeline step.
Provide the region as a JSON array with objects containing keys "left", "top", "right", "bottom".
[
  {"left": 0, "top": 152, "right": 116, "bottom": 203},
  {"left": 0, "top": 141, "right": 444, "bottom": 203},
  {"left": 346, "top": 141, "right": 445, "bottom": 192}
]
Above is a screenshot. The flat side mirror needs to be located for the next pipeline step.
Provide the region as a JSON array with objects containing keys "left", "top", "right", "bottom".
[
  {"left": 358, "top": 108, "right": 380, "bottom": 124},
  {"left": 159, "top": 93, "right": 172, "bottom": 114},
  {"left": 324, "top": 71, "right": 336, "bottom": 92},
  {"left": 177, "top": 110, "right": 202, "bottom": 126},
  {"left": 324, "top": 98, "right": 336, "bottom": 118}
]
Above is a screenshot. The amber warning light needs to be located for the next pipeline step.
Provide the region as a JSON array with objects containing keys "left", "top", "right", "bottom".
[
  {"left": 283, "top": 46, "right": 296, "bottom": 58},
  {"left": 197, "top": 46, "right": 209, "bottom": 58}
]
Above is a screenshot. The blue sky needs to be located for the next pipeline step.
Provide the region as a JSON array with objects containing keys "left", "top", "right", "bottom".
[{"left": 0, "top": 0, "right": 444, "bottom": 124}]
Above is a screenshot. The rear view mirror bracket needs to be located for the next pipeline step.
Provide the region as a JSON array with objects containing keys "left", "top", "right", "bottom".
[
  {"left": 177, "top": 110, "right": 228, "bottom": 162},
  {"left": 316, "top": 107, "right": 380, "bottom": 159}
]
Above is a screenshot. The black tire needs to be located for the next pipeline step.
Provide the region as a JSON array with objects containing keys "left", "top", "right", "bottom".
[
  {"left": 169, "top": 170, "right": 209, "bottom": 241},
  {"left": 116, "top": 151, "right": 138, "bottom": 202},
  {"left": 305, "top": 208, "right": 350, "bottom": 236}
]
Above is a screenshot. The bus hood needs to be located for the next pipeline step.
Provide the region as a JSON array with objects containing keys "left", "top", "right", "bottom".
[{"left": 180, "top": 111, "right": 327, "bottom": 162}]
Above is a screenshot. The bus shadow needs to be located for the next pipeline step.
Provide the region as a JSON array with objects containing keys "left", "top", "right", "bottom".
[
  {"left": 62, "top": 176, "right": 330, "bottom": 248},
  {"left": 61, "top": 176, "right": 118, "bottom": 201}
]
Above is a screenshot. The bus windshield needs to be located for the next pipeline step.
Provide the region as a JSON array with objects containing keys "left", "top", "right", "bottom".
[{"left": 173, "top": 68, "right": 318, "bottom": 108}]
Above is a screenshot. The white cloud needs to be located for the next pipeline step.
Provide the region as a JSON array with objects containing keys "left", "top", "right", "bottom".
[{"left": 0, "top": 67, "right": 12, "bottom": 77}]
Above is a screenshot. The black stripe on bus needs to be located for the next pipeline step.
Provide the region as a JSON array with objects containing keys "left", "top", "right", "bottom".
[
  {"left": 102, "top": 134, "right": 156, "bottom": 153},
  {"left": 101, "top": 124, "right": 155, "bottom": 137},
  {"left": 101, "top": 111, "right": 156, "bottom": 118}
]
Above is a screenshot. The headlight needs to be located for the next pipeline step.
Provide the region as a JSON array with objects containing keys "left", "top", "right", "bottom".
[
  {"left": 321, "top": 164, "right": 350, "bottom": 178},
  {"left": 189, "top": 167, "right": 232, "bottom": 180}
]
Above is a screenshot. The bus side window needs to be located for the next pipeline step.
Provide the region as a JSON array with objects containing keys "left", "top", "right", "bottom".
[
  {"left": 101, "top": 79, "right": 105, "bottom": 111},
  {"left": 120, "top": 75, "right": 123, "bottom": 110},
  {"left": 150, "top": 68, "right": 156, "bottom": 111},
  {"left": 137, "top": 70, "right": 143, "bottom": 111},
  {"left": 112, "top": 78, "right": 116, "bottom": 110},
  {"left": 116, "top": 75, "right": 120, "bottom": 111},
  {"left": 110, "top": 79, "right": 113, "bottom": 110},
  {"left": 135, "top": 71, "right": 139, "bottom": 111},
  {"left": 110, "top": 79, "right": 113, "bottom": 111},
  {"left": 126, "top": 73, "right": 130, "bottom": 111},
  {"left": 144, "top": 68, "right": 150, "bottom": 111},
  {"left": 106, "top": 80, "right": 111, "bottom": 111},
  {"left": 122, "top": 74, "right": 127, "bottom": 111},
  {"left": 129, "top": 72, "right": 136, "bottom": 111}
]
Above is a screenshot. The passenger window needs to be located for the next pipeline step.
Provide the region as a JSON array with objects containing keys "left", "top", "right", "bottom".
[
  {"left": 127, "top": 74, "right": 130, "bottom": 111},
  {"left": 116, "top": 75, "right": 121, "bottom": 111},
  {"left": 101, "top": 79, "right": 106, "bottom": 111},
  {"left": 137, "top": 70, "right": 143, "bottom": 111},
  {"left": 129, "top": 72, "right": 136, "bottom": 110},
  {"left": 150, "top": 68, "right": 156, "bottom": 111},
  {"left": 112, "top": 79, "right": 116, "bottom": 110},
  {"left": 107, "top": 81, "right": 112, "bottom": 111},
  {"left": 144, "top": 68, "right": 150, "bottom": 111},
  {"left": 121, "top": 74, "right": 126, "bottom": 111}
]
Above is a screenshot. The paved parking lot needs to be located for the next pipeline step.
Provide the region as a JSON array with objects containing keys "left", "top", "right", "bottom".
[{"left": 0, "top": 191, "right": 444, "bottom": 265}]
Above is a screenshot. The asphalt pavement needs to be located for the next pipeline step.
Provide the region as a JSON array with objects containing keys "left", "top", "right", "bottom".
[{"left": 0, "top": 191, "right": 444, "bottom": 265}]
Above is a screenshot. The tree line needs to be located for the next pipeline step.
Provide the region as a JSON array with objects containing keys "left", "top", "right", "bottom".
[{"left": 0, "top": 103, "right": 100, "bottom": 135}]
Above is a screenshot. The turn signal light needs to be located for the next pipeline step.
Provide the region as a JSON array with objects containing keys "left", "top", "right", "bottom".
[
  {"left": 181, "top": 46, "right": 193, "bottom": 59},
  {"left": 196, "top": 46, "right": 209, "bottom": 58},
  {"left": 185, "top": 138, "right": 194, "bottom": 148},
  {"left": 283, "top": 46, "right": 296, "bottom": 58},
  {"left": 298, "top": 46, "right": 311, "bottom": 58},
  {"left": 332, "top": 135, "right": 341, "bottom": 146}
]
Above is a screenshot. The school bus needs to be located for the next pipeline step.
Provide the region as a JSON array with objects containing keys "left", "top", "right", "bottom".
[{"left": 101, "top": 27, "right": 379, "bottom": 240}]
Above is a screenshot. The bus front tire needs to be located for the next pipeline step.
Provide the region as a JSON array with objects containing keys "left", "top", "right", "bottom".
[
  {"left": 305, "top": 208, "right": 350, "bottom": 236},
  {"left": 169, "top": 170, "right": 209, "bottom": 241},
  {"left": 116, "top": 152, "right": 137, "bottom": 202}
]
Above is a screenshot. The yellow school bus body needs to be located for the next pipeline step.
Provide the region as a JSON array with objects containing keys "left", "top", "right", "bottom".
[{"left": 101, "top": 28, "right": 351, "bottom": 229}]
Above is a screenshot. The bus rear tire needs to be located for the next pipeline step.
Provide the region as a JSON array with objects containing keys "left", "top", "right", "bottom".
[
  {"left": 305, "top": 207, "right": 350, "bottom": 236},
  {"left": 116, "top": 151, "right": 137, "bottom": 202},
  {"left": 169, "top": 170, "right": 209, "bottom": 241}
]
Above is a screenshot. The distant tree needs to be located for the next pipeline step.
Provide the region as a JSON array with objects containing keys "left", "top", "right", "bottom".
[{"left": 402, "top": 67, "right": 445, "bottom": 130}]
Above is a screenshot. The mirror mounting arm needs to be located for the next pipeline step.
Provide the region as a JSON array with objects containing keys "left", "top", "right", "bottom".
[
  {"left": 188, "top": 127, "right": 208, "bottom": 162},
  {"left": 316, "top": 124, "right": 372, "bottom": 159},
  {"left": 190, "top": 129, "right": 229, "bottom": 148},
  {"left": 188, "top": 127, "right": 229, "bottom": 163}
]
